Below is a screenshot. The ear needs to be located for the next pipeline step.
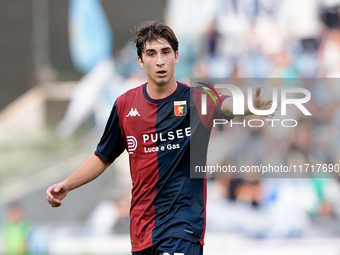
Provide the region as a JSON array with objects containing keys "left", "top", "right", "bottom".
[
  {"left": 175, "top": 51, "right": 179, "bottom": 65},
  {"left": 137, "top": 56, "right": 145, "bottom": 69}
]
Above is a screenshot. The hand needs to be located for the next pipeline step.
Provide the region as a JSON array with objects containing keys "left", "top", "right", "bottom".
[
  {"left": 253, "top": 86, "right": 276, "bottom": 122},
  {"left": 253, "top": 86, "right": 273, "bottom": 111},
  {"left": 46, "top": 182, "right": 69, "bottom": 207}
]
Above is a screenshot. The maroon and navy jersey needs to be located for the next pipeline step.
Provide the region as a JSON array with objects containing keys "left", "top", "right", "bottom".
[{"left": 95, "top": 82, "right": 231, "bottom": 252}]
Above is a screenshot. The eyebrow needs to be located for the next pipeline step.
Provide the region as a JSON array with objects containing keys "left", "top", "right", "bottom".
[{"left": 144, "top": 47, "right": 172, "bottom": 52}]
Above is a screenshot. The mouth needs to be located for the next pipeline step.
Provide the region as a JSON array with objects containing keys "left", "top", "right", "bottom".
[{"left": 156, "top": 70, "right": 167, "bottom": 76}]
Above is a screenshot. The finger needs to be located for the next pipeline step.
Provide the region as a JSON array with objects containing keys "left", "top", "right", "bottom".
[
  {"left": 51, "top": 202, "right": 62, "bottom": 208},
  {"left": 255, "top": 86, "right": 261, "bottom": 97},
  {"left": 266, "top": 99, "right": 273, "bottom": 104},
  {"left": 54, "top": 182, "right": 66, "bottom": 193},
  {"left": 46, "top": 194, "right": 61, "bottom": 204},
  {"left": 54, "top": 184, "right": 61, "bottom": 193},
  {"left": 46, "top": 192, "right": 52, "bottom": 200},
  {"left": 46, "top": 189, "right": 55, "bottom": 200},
  {"left": 49, "top": 199, "right": 62, "bottom": 207}
]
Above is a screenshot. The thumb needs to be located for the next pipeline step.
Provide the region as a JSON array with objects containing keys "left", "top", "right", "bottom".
[
  {"left": 255, "top": 86, "right": 261, "bottom": 97},
  {"left": 54, "top": 183, "right": 65, "bottom": 193}
]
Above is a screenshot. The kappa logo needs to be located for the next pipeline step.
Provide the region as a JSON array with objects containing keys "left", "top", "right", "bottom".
[
  {"left": 127, "top": 136, "right": 137, "bottom": 154},
  {"left": 126, "top": 108, "right": 140, "bottom": 117}
]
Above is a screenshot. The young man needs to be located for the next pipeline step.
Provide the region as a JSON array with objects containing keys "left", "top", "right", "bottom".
[{"left": 46, "top": 21, "right": 272, "bottom": 255}]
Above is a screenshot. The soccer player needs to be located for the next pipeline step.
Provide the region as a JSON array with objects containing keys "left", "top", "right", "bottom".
[{"left": 46, "top": 21, "right": 273, "bottom": 255}]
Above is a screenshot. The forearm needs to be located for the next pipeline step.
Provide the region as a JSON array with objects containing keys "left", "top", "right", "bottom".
[
  {"left": 222, "top": 87, "right": 268, "bottom": 116},
  {"left": 63, "top": 153, "right": 111, "bottom": 191},
  {"left": 221, "top": 96, "right": 253, "bottom": 116},
  {"left": 243, "top": 102, "right": 254, "bottom": 116}
]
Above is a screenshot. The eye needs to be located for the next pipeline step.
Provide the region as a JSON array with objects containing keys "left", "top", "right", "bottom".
[{"left": 148, "top": 52, "right": 154, "bottom": 56}]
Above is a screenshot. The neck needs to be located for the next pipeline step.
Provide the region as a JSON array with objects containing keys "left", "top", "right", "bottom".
[{"left": 146, "top": 79, "right": 177, "bottom": 100}]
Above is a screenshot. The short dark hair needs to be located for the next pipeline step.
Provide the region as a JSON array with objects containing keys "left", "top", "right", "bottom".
[{"left": 134, "top": 21, "right": 179, "bottom": 60}]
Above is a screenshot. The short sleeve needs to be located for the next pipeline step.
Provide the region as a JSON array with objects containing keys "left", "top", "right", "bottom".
[
  {"left": 95, "top": 102, "right": 126, "bottom": 163},
  {"left": 192, "top": 87, "right": 234, "bottom": 129}
]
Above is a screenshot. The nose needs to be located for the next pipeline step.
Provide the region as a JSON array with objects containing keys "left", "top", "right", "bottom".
[{"left": 156, "top": 55, "right": 164, "bottom": 66}]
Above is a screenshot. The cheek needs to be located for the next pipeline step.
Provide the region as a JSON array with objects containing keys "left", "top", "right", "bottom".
[{"left": 144, "top": 65, "right": 154, "bottom": 75}]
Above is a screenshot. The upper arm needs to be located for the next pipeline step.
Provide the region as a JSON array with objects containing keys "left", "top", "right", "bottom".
[{"left": 221, "top": 95, "right": 233, "bottom": 116}]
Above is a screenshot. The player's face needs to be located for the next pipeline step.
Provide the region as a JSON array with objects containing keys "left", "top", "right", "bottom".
[{"left": 138, "top": 39, "right": 178, "bottom": 87}]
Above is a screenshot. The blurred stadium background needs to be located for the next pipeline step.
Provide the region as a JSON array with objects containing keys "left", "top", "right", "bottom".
[{"left": 1, "top": 0, "right": 340, "bottom": 254}]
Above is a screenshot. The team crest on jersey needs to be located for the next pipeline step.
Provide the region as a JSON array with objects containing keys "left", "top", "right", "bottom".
[{"left": 174, "top": 101, "right": 187, "bottom": 116}]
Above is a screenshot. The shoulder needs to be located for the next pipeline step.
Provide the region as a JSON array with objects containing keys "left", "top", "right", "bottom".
[
  {"left": 116, "top": 83, "right": 145, "bottom": 104},
  {"left": 179, "top": 81, "right": 190, "bottom": 89},
  {"left": 180, "top": 81, "right": 190, "bottom": 88},
  {"left": 177, "top": 81, "right": 191, "bottom": 94}
]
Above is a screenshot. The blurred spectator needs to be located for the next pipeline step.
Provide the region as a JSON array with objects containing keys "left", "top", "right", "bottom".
[
  {"left": 206, "top": 20, "right": 222, "bottom": 58},
  {"left": 320, "top": 0, "right": 340, "bottom": 28},
  {"left": 317, "top": 28, "right": 340, "bottom": 77},
  {"left": 1, "top": 204, "right": 30, "bottom": 255}
]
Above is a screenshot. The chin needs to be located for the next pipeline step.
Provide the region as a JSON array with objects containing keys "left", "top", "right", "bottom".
[{"left": 155, "top": 78, "right": 169, "bottom": 85}]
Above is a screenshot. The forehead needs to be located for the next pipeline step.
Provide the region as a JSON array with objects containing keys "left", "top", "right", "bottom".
[{"left": 144, "top": 38, "right": 172, "bottom": 51}]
